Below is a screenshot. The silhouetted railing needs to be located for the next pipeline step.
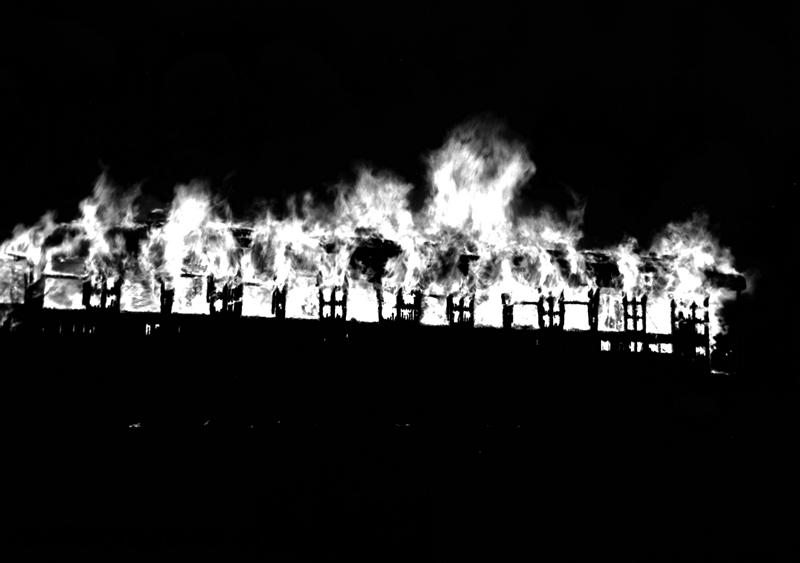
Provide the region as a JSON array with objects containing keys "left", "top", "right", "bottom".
[{"left": 318, "top": 272, "right": 348, "bottom": 321}]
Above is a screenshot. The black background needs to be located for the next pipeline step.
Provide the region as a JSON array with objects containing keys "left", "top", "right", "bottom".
[{"left": 2, "top": 3, "right": 797, "bottom": 560}]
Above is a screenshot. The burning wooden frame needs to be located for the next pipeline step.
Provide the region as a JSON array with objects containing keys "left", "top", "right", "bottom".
[
  {"left": 318, "top": 272, "right": 348, "bottom": 321},
  {"left": 0, "top": 225, "right": 747, "bottom": 375}
]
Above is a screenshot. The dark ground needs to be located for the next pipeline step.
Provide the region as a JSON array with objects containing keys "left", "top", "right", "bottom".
[{"left": 2, "top": 321, "right": 798, "bottom": 561}]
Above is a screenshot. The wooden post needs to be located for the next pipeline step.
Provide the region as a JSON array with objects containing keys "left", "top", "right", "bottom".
[
  {"left": 99, "top": 275, "right": 108, "bottom": 310},
  {"left": 670, "top": 299, "right": 677, "bottom": 334},
  {"left": 703, "top": 296, "right": 710, "bottom": 361},
  {"left": 446, "top": 294, "right": 454, "bottom": 325},
  {"left": 502, "top": 293, "right": 513, "bottom": 328},
  {"left": 395, "top": 288, "right": 404, "bottom": 321},
  {"left": 82, "top": 279, "right": 93, "bottom": 310},
  {"left": 341, "top": 274, "right": 349, "bottom": 321},
  {"left": 317, "top": 271, "right": 324, "bottom": 320},
  {"left": 160, "top": 280, "right": 174, "bottom": 315},
  {"left": 271, "top": 284, "right": 286, "bottom": 319},
  {"left": 640, "top": 295, "right": 647, "bottom": 334},
  {"left": 111, "top": 276, "right": 123, "bottom": 313},
  {"left": 207, "top": 275, "right": 217, "bottom": 315},
  {"left": 622, "top": 294, "right": 629, "bottom": 332},
  {"left": 537, "top": 295, "right": 545, "bottom": 329}
]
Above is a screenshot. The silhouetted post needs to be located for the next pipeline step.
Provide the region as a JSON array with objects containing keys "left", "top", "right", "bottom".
[
  {"left": 469, "top": 295, "right": 475, "bottom": 327},
  {"left": 24, "top": 272, "right": 44, "bottom": 311},
  {"left": 111, "top": 276, "right": 123, "bottom": 313},
  {"left": 395, "top": 288, "right": 404, "bottom": 321},
  {"left": 413, "top": 290, "right": 423, "bottom": 322},
  {"left": 317, "top": 271, "right": 324, "bottom": 320},
  {"left": 641, "top": 295, "right": 648, "bottom": 351},
  {"left": 220, "top": 283, "right": 229, "bottom": 313},
  {"left": 341, "top": 274, "right": 348, "bottom": 321},
  {"left": 99, "top": 275, "right": 109, "bottom": 310},
  {"left": 160, "top": 280, "right": 174, "bottom": 315},
  {"left": 232, "top": 280, "right": 243, "bottom": 316},
  {"left": 670, "top": 299, "right": 689, "bottom": 358},
  {"left": 640, "top": 294, "right": 647, "bottom": 334},
  {"left": 537, "top": 294, "right": 545, "bottom": 329},
  {"left": 271, "top": 284, "right": 287, "bottom": 319},
  {"left": 703, "top": 296, "right": 710, "bottom": 361},
  {"left": 670, "top": 299, "right": 677, "bottom": 333},
  {"left": 82, "top": 279, "right": 93, "bottom": 310},
  {"left": 502, "top": 293, "right": 513, "bottom": 328},
  {"left": 587, "top": 289, "right": 600, "bottom": 332},
  {"left": 446, "top": 294, "right": 454, "bottom": 325},
  {"left": 207, "top": 275, "right": 217, "bottom": 315},
  {"left": 622, "top": 294, "right": 629, "bottom": 332}
]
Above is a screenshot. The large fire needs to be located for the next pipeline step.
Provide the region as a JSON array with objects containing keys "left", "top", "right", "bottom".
[{"left": 0, "top": 123, "right": 744, "bottom": 348}]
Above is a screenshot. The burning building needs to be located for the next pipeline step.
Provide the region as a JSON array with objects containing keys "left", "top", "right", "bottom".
[{"left": 0, "top": 124, "right": 746, "bottom": 373}]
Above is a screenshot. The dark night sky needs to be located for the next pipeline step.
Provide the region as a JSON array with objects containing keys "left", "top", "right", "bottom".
[{"left": 0, "top": 4, "right": 793, "bottom": 308}]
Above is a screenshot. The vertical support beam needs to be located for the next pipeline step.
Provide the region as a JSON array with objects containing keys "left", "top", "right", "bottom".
[
  {"left": 670, "top": 299, "right": 677, "bottom": 334},
  {"left": 232, "top": 280, "right": 243, "bottom": 317},
  {"left": 82, "top": 279, "right": 93, "bottom": 310},
  {"left": 537, "top": 294, "right": 545, "bottom": 329},
  {"left": 641, "top": 295, "right": 647, "bottom": 334},
  {"left": 207, "top": 275, "right": 217, "bottom": 315},
  {"left": 317, "top": 271, "right": 324, "bottom": 320},
  {"left": 446, "top": 294, "right": 454, "bottom": 325},
  {"left": 99, "top": 275, "right": 108, "bottom": 310},
  {"left": 160, "top": 280, "right": 174, "bottom": 315},
  {"left": 502, "top": 293, "right": 513, "bottom": 329},
  {"left": 703, "top": 296, "right": 711, "bottom": 363},
  {"left": 342, "top": 274, "right": 348, "bottom": 321},
  {"left": 395, "top": 288, "right": 404, "bottom": 321},
  {"left": 271, "top": 284, "right": 287, "bottom": 319},
  {"left": 587, "top": 289, "right": 600, "bottom": 332}
]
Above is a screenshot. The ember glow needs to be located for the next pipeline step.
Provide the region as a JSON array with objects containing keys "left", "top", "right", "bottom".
[{"left": 0, "top": 123, "right": 744, "bottom": 348}]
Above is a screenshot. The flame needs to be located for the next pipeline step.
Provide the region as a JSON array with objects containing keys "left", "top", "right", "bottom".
[{"left": 0, "top": 123, "right": 745, "bottom": 347}]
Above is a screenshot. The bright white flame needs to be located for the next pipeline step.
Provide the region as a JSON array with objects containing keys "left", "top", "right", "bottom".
[{"left": 0, "top": 123, "right": 744, "bottom": 347}]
